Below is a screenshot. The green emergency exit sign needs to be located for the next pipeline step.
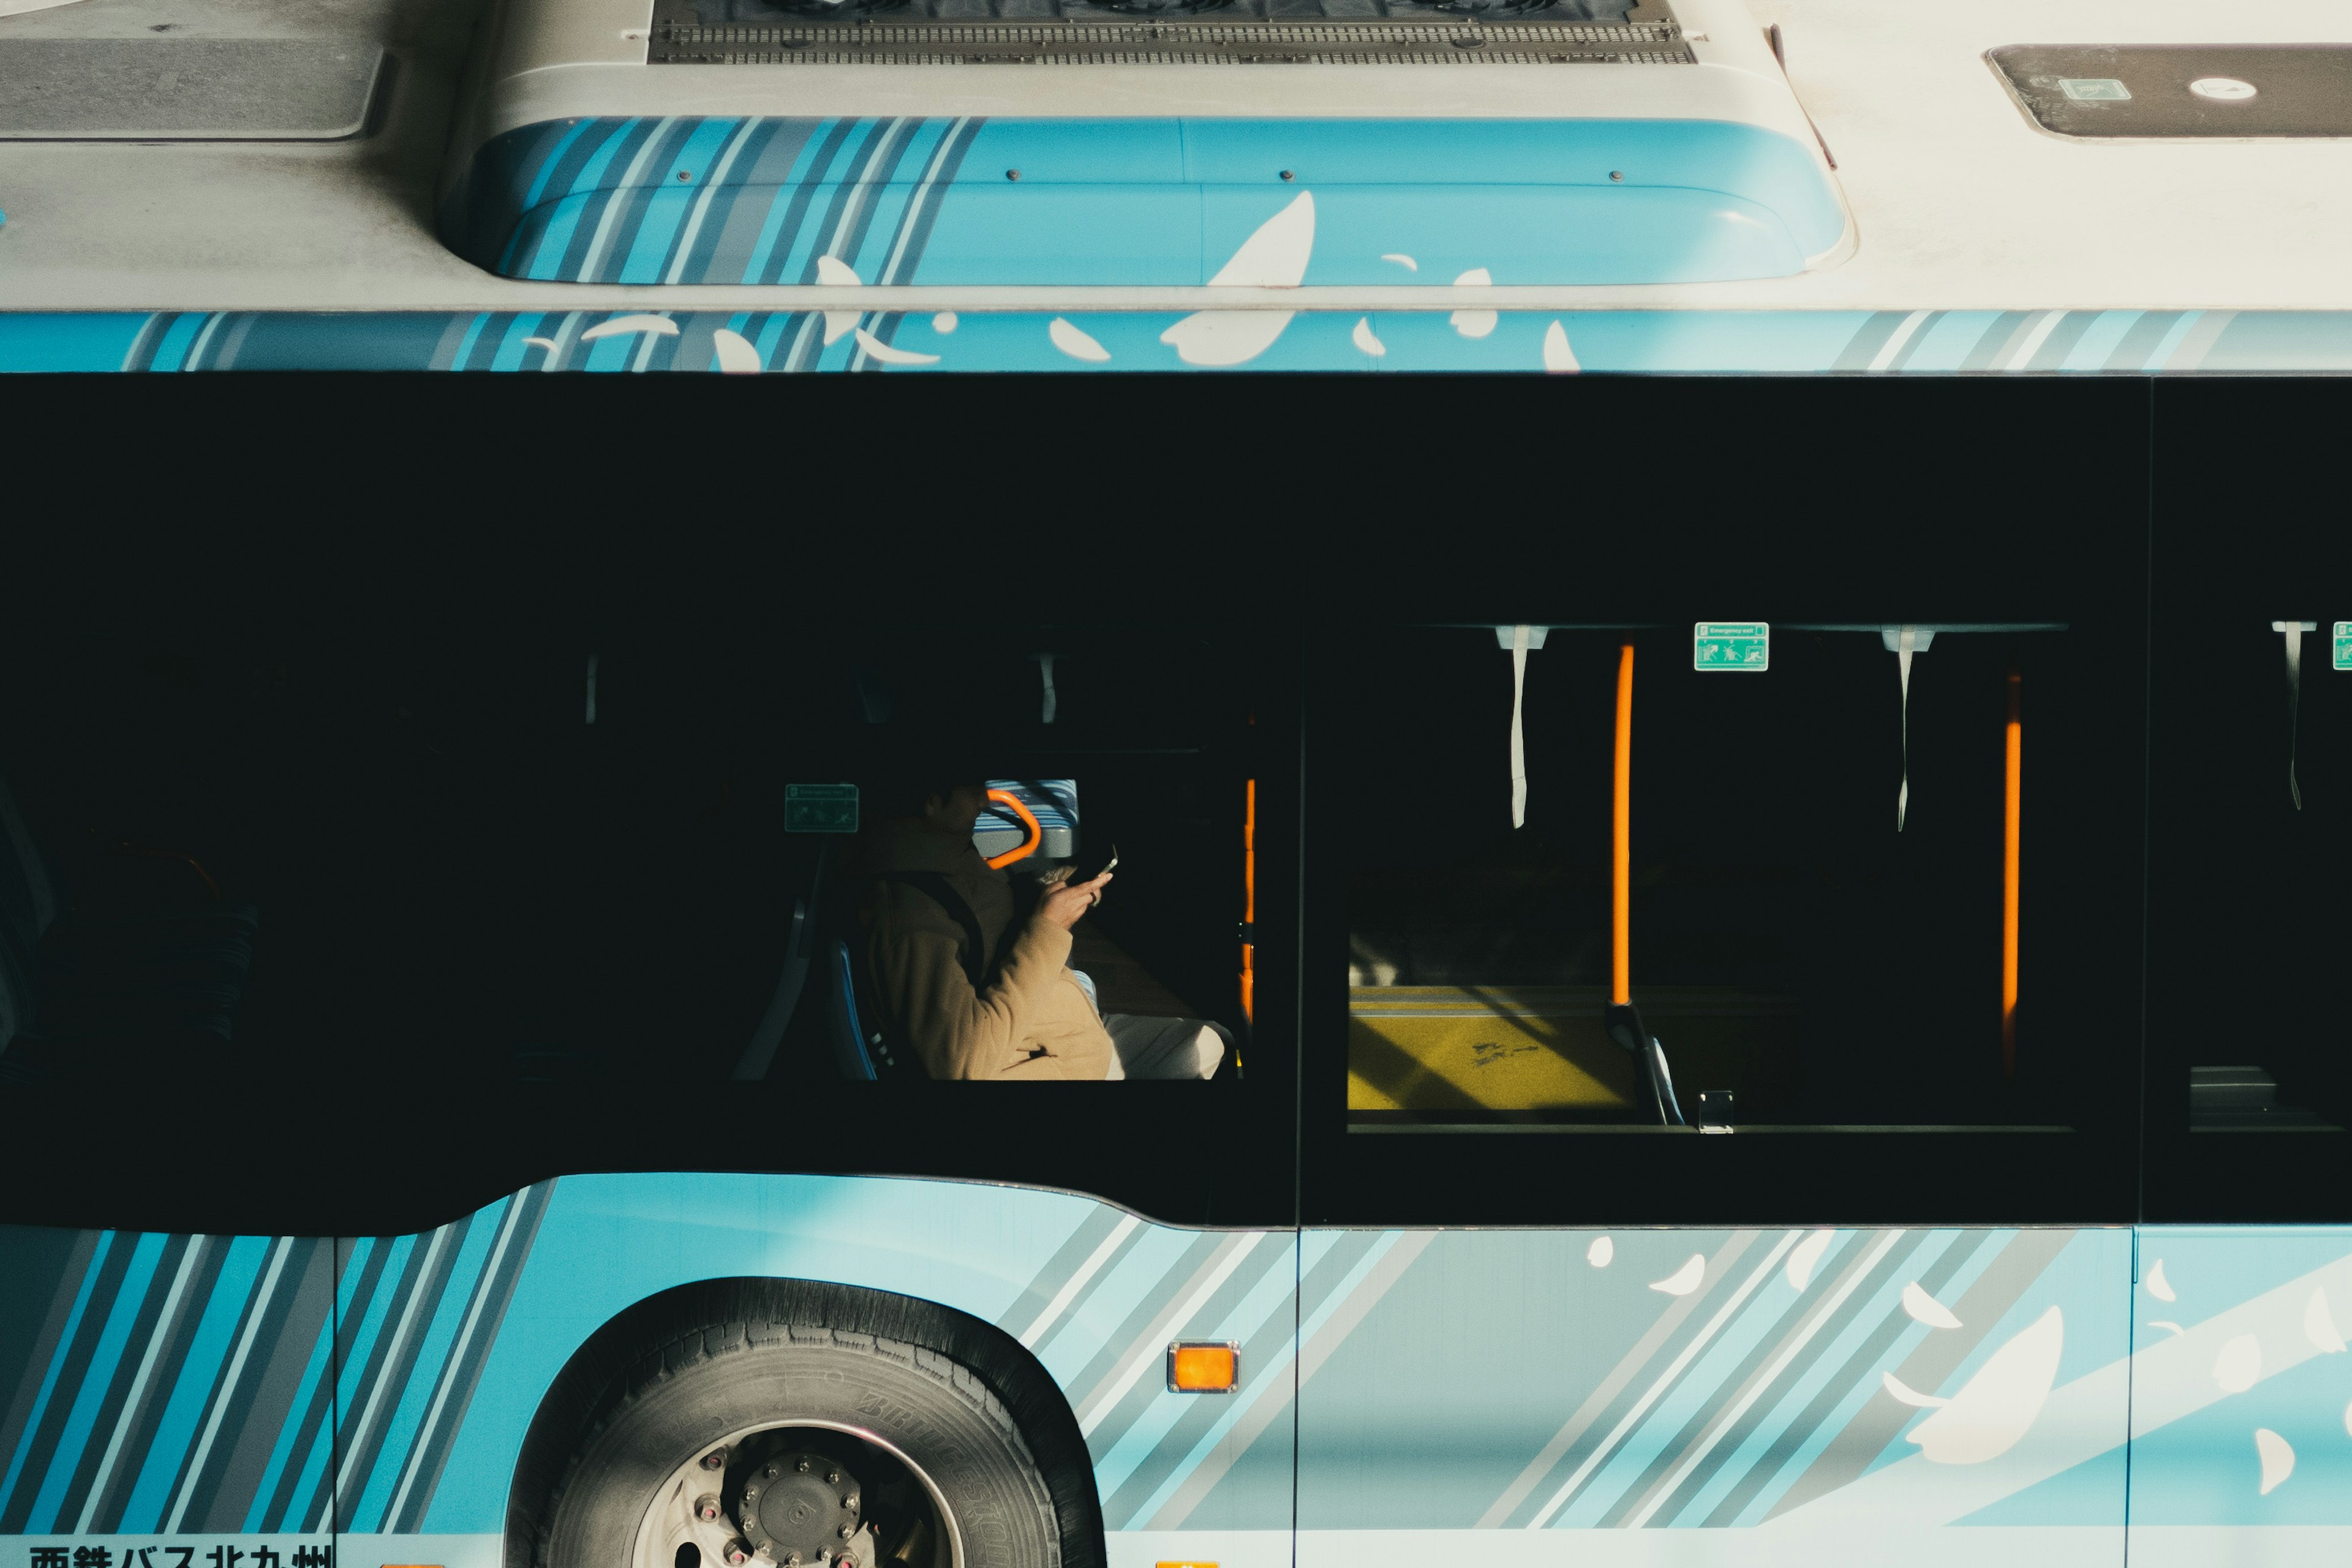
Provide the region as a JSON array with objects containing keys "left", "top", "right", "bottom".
[
  {"left": 785, "top": 783, "right": 859, "bottom": 832},
  {"left": 2336, "top": 622, "right": 2352, "bottom": 671},
  {"left": 1694, "top": 622, "right": 1770, "bottom": 671}
]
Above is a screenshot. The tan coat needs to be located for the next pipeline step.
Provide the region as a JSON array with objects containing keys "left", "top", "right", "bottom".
[{"left": 855, "top": 821, "right": 1113, "bottom": 1080}]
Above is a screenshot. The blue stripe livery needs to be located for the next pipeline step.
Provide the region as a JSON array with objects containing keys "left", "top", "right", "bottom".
[
  {"left": 438, "top": 115, "right": 1841, "bottom": 286},
  {"left": 9, "top": 1182, "right": 2352, "bottom": 1568}
]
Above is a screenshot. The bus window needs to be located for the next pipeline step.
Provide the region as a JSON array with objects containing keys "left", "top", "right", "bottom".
[
  {"left": 763, "top": 628, "right": 1256, "bottom": 1084},
  {"left": 0, "top": 620, "right": 1256, "bottom": 1096},
  {"left": 1339, "top": 620, "right": 2106, "bottom": 1134},
  {"left": 2144, "top": 416, "right": 2352, "bottom": 1212}
]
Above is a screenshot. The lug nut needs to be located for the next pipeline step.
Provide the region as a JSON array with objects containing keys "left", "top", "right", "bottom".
[
  {"left": 723, "top": 1543, "right": 750, "bottom": 1567},
  {"left": 826, "top": 1471, "right": 841, "bottom": 1485},
  {"left": 765, "top": 1464, "right": 781, "bottom": 1480},
  {"left": 744, "top": 1485, "right": 760, "bottom": 1503},
  {"left": 842, "top": 1496, "right": 858, "bottom": 1510},
  {"left": 703, "top": 1450, "right": 729, "bottom": 1471},
  {"left": 837, "top": 1525, "right": 854, "bottom": 1540},
  {"left": 796, "top": 1459, "right": 812, "bottom": 1473},
  {"left": 695, "top": 1495, "right": 722, "bottom": 1522}
]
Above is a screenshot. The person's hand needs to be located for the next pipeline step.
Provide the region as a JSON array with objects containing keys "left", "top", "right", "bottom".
[{"left": 1039, "top": 870, "right": 1112, "bottom": 932}]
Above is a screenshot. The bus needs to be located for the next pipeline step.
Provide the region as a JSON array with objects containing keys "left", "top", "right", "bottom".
[
  {"left": 0, "top": 378, "right": 2347, "bottom": 1568},
  {"left": 6, "top": 0, "right": 2352, "bottom": 371}
]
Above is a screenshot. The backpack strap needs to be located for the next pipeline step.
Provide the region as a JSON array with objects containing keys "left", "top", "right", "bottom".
[{"left": 879, "top": 871, "right": 1008, "bottom": 992}]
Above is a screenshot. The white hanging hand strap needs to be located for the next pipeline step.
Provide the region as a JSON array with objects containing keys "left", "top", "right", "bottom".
[
  {"left": 1882, "top": 627, "right": 1934, "bottom": 831},
  {"left": 1033, "top": 652, "right": 1058, "bottom": 725},
  {"left": 2275, "top": 622, "right": 2316, "bottom": 809},
  {"left": 1498, "top": 625, "right": 1544, "bottom": 827}
]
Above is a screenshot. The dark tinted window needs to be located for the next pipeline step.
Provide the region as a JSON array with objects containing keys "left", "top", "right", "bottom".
[{"left": 1341, "top": 620, "right": 2086, "bottom": 1132}]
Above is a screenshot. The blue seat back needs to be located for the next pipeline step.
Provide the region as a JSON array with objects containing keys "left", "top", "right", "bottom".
[{"left": 825, "top": 940, "right": 879, "bottom": 1081}]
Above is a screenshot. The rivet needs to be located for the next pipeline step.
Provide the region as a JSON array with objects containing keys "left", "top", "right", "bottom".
[
  {"left": 1279, "top": 170, "right": 1294, "bottom": 181},
  {"left": 677, "top": 170, "right": 693, "bottom": 181},
  {"left": 1608, "top": 170, "right": 1624, "bottom": 181},
  {"left": 1006, "top": 168, "right": 1022, "bottom": 181}
]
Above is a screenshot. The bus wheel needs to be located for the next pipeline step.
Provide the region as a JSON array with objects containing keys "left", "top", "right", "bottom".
[{"left": 532, "top": 1324, "right": 1063, "bottom": 1568}]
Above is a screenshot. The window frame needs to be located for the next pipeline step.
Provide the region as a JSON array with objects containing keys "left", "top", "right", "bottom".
[{"left": 1296, "top": 540, "right": 2152, "bottom": 1230}]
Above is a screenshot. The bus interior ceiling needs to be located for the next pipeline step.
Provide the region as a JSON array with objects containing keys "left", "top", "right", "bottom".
[{"left": 0, "top": 616, "right": 1252, "bottom": 1090}]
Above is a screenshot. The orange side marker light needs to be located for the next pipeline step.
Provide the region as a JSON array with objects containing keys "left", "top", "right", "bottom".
[
  {"left": 1167, "top": 1341, "right": 1240, "bottom": 1393},
  {"left": 2001, "top": 666, "right": 2022, "bottom": 1080}
]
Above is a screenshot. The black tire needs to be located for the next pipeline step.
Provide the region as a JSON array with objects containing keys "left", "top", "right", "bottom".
[{"left": 535, "top": 1319, "right": 1063, "bottom": 1568}]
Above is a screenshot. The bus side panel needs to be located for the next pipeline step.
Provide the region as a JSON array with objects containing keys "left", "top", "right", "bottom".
[
  {"left": 2124, "top": 1226, "right": 2352, "bottom": 1568},
  {"left": 1295, "top": 1227, "right": 2132, "bottom": 1567},
  {"left": 0, "top": 1226, "right": 342, "bottom": 1553},
  {"left": 411, "top": 1173, "right": 1297, "bottom": 1568},
  {"left": 0, "top": 1177, "right": 1297, "bottom": 1568}
]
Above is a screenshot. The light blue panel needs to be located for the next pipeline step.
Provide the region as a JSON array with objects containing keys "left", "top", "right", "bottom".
[
  {"left": 2199, "top": 311, "right": 2352, "bottom": 371},
  {"left": 0, "top": 312, "right": 151, "bottom": 371},
  {"left": 913, "top": 185, "right": 1205, "bottom": 284},
  {"left": 1896, "top": 311, "right": 2010, "bottom": 372},
  {"left": 1527, "top": 309, "right": 1878, "bottom": 372},
  {"left": 1877, "top": 1229, "right": 2133, "bottom": 1473},
  {"left": 1091, "top": 1237, "right": 1297, "bottom": 1503},
  {"left": 2062, "top": 310, "right": 2143, "bottom": 371},
  {"left": 1180, "top": 119, "right": 1843, "bottom": 257},
  {"left": 1246, "top": 184, "right": 1804, "bottom": 285},
  {"left": 1299, "top": 1227, "right": 2130, "bottom": 1550},
  {"left": 1719, "top": 1229, "right": 2008, "bottom": 1525},
  {"left": 960, "top": 119, "right": 1188, "bottom": 183},
  {"left": 1300, "top": 1227, "right": 1732, "bottom": 1531},
  {"left": 1354, "top": 311, "right": 1567, "bottom": 373},
  {"left": 2126, "top": 1227, "right": 2352, "bottom": 1534},
  {"left": 429, "top": 1173, "right": 1110, "bottom": 1531},
  {"left": 872, "top": 311, "right": 1151, "bottom": 370}
]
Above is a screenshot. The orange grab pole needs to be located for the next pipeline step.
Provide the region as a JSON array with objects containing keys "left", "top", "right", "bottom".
[
  {"left": 1241, "top": 777, "right": 1257, "bottom": 1023},
  {"left": 984, "top": 789, "right": 1042, "bottom": 869},
  {"left": 1612, "top": 643, "right": 1635, "bottom": 1008},
  {"left": 2001, "top": 668, "right": 2022, "bottom": 1080}
]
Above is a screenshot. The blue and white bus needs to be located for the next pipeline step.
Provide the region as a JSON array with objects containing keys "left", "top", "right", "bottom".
[
  {"left": 6, "top": 0, "right": 2352, "bottom": 371},
  {"left": 1, "top": 454, "right": 2348, "bottom": 1568}
]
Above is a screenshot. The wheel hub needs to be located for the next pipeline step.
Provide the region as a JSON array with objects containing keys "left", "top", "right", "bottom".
[{"left": 737, "top": 1450, "right": 862, "bottom": 1566}]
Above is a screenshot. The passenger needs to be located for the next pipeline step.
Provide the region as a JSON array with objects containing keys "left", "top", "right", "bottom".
[{"left": 855, "top": 767, "right": 1226, "bottom": 1080}]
